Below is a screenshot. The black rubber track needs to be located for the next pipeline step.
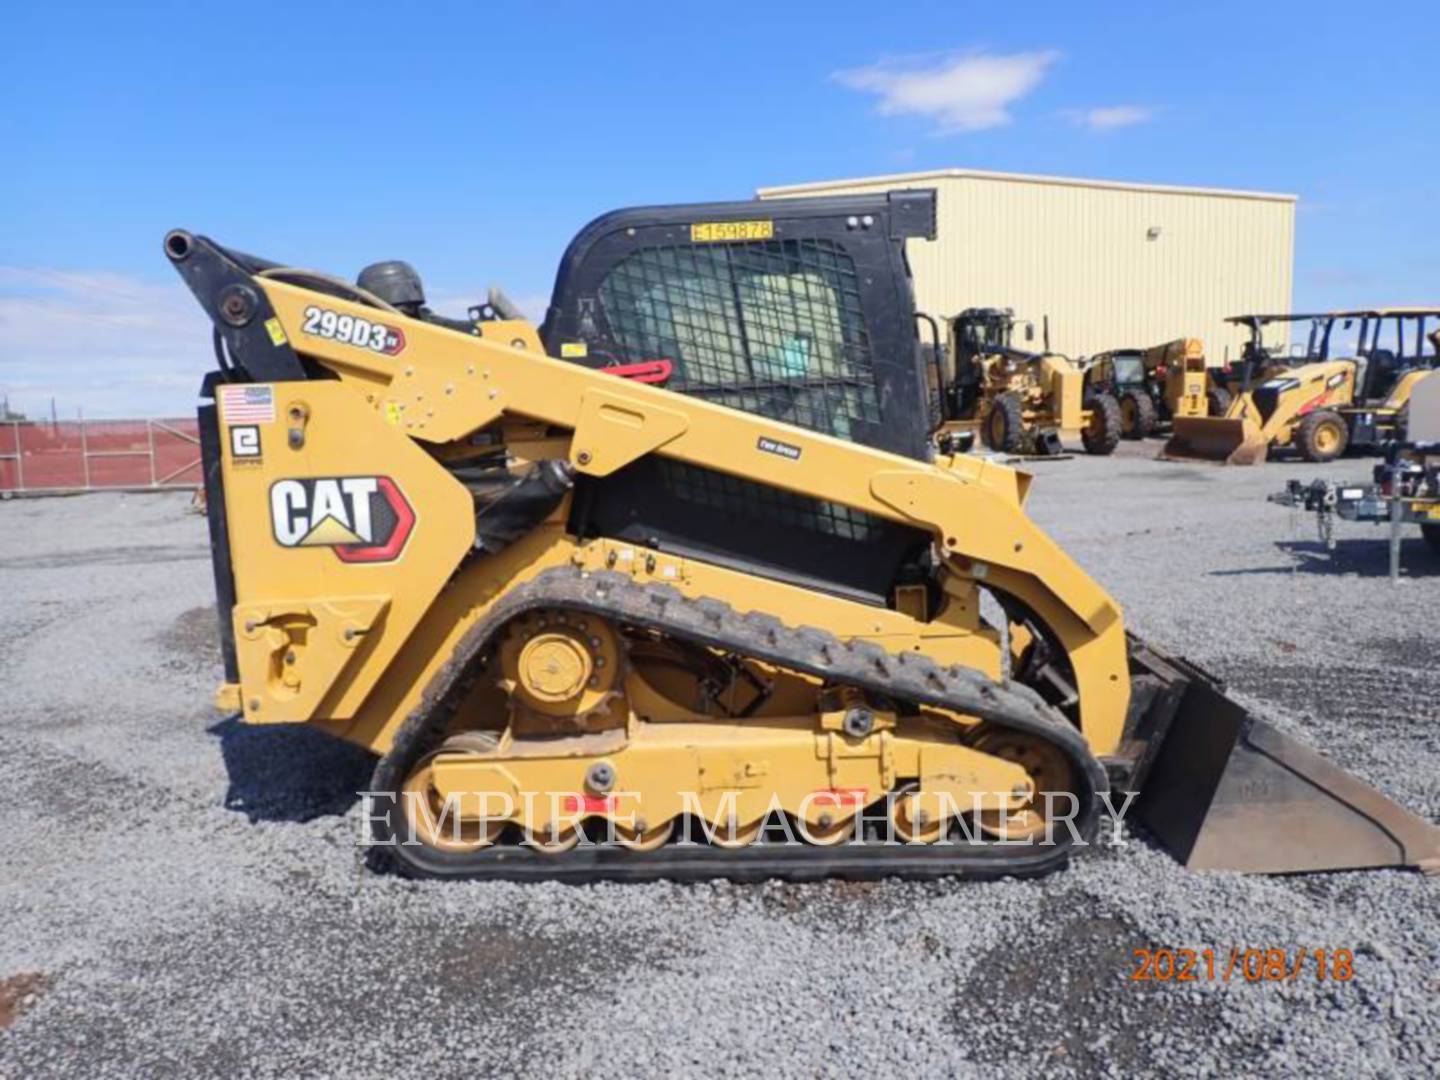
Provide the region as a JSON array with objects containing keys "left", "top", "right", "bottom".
[{"left": 370, "top": 567, "right": 1109, "bottom": 882}]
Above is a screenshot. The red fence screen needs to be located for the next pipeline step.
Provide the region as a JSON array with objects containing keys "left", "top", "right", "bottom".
[{"left": 0, "top": 419, "right": 201, "bottom": 494}]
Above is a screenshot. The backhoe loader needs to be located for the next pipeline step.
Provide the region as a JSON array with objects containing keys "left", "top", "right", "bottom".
[
  {"left": 1165, "top": 311, "right": 1437, "bottom": 464},
  {"left": 168, "top": 189, "right": 1439, "bottom": 881}
]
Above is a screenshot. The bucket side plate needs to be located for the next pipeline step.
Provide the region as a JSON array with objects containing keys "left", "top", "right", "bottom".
[
  {"left": 1132, "top": 677, "right": 1440, "bottom": 874},
  {"left": 1161, "top": 417, "right": 1267, "bottom": 465}
]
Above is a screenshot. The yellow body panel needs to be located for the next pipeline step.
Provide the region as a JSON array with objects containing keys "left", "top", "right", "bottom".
[
  {"left": 427, "top": 715, "right": 1029, "bottom": 834},
  {"left": 215, "top": 281, "right": 1133, "bottom": 765},
  {"left": 219, "top": 380, "right": 476, "bottom": 722},
  {"left": 1384, "top": 368, "right": 1433, "bottom": 411},
  {"left": 1149, "top": 337, "right": 1213, "bottom": 419},
  {"left": 1040, "top": 356, "right": 1086, "bottom": 434}
]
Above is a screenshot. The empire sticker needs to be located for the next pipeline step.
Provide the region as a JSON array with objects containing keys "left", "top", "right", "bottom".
[{"left": 230, "top": 425, "right": 262, "bottom": 462}]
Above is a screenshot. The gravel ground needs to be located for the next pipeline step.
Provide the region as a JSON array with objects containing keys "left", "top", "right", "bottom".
[{"left": 1, "top": 444, "right": 1437, "bottom": 1078}]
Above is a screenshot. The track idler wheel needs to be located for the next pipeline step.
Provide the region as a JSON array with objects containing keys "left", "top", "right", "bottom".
[
  {"left": 399, "top": 738, "right": 506, "bottom": 854},
  {"left": 971, "top": 730, "right": 1076, "bottom": 842}
]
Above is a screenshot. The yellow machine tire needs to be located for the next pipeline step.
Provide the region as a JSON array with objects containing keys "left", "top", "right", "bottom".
[
  {"left": 1081, "top": 393, "right": 1122, "bottom": 456},
  {"left": 1119, "top": 390, "right": 1158, "bottom": 440},
  {"left": 1206, "top": 387, "right": 1232, "bottom": 418},
  {"left": 982, "top": 393, "right": 1027, "bottom": 453},
  {"left": 1295, "top": 409, "right": 1349, "bottom": 463}
]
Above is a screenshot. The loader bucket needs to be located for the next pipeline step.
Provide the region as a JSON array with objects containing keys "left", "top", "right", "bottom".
[
  {"left": 1161, "top": 416, "right": 1268, "bottom": 465},
  {"left": 1132, "top": 676, "right": 1440, "bottom": 874}
]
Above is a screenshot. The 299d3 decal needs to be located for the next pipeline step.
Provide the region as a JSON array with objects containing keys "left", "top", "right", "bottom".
[
  {"left": 301, "top": 305, "right": 406, "bottom": 356},
  {"left": 269, "top": 476, "right": 415, "bottom": 563}
]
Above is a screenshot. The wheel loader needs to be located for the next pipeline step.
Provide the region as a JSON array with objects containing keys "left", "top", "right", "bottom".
[
  {"left": 927, "top": 308, "right": 1122, "bottom": 456},
  {"left": 1083, "top": 337, "right": 1217, "bottom": 439},
  {"left": 166, "top": 188, "right": 1439, "bottom": 881},
  {"left": 1165, "top": 311, "right": 1438, "bottom": 465}
]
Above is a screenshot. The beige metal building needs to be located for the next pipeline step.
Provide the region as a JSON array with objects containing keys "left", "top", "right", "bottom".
[{"left": 758, "top": 168, "right": 1296, "bottom": 363}]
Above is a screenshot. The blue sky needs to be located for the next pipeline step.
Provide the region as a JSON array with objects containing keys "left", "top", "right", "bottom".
[{"left": 2, "top": 0, "right": 1437, "bottom": 416}]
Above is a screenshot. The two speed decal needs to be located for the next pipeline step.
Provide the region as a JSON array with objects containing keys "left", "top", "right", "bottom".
[{"left": 301, "top": 306, "right": 406, "bottom": 356}]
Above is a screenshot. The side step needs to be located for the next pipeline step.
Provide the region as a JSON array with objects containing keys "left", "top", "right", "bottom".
[{"left": 1129, "top": 661, "right": 1440, "bottom": 875}]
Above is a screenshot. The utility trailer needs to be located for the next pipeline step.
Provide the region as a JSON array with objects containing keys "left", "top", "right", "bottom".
[{"left": 1271, "top": 373, "right": 1440, "bottom": 580}]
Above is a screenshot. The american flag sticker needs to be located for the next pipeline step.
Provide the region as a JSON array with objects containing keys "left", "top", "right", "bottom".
[{"left": 219, "top": 384, "right": 276, "bottom": 425}]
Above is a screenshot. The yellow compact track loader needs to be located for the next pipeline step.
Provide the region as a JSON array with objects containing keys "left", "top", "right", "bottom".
[
  {"left": 927, "top": 308, "right": 1121, "bottom": 456},
  {"left": 167, "top": 189, "right": 1439, "bottom": 881}
]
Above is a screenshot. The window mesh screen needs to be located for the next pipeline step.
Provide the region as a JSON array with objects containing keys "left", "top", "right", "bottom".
[
  {"left": 597, "top": 239, "right": 880, "bottom": 441},
  {"left": 655, "top": 460, "right": 880, "bottom": 543}
]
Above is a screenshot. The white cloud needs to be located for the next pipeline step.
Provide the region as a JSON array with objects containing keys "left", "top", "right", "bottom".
[
  {"left": 0, "top": 267, "right": 556, "bottom": 421},
  {"left": 1064, "top": 104, "right": 1157, "bottom": 131},
  {"left": 834, "top": 49, "right": 1060, "bottom": 134},
  {"left": 0, "top": 268, "right": 211, "bottom": 419}
]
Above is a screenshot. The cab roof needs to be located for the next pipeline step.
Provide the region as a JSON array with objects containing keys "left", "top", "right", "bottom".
[{"left": 1227, "top": 309, "right": 1440, "bottom": 325}]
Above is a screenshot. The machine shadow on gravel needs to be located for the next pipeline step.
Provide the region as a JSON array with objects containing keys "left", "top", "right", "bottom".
[
  {"left": 1206, "top": 539, "right": 1440, "bottom": 578},
  {"left": 210, "top": 715, "right": 375, "bottom": 823}
]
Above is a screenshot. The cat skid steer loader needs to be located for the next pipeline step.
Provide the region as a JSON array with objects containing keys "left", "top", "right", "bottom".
[{"left": 167, "top": 189, "right": 1439, "bottom": 881}]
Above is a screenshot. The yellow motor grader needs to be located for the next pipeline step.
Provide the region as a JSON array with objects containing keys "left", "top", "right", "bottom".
[
  {"left": 166, "top": 188, "right": 1438, "bottom": 881},
  {"left": 927, "top": 308, "right": 1121, "bottom": 456}
]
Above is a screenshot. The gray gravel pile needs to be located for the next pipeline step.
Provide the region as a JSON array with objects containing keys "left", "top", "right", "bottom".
[{"left": 1, "top": 445, "right": 1437, "bottom": 1078}]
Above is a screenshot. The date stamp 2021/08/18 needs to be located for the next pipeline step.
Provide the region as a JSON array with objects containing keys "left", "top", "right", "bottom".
[{"left": 1131, "top": 948, "right": 1356, "bottom": 983}]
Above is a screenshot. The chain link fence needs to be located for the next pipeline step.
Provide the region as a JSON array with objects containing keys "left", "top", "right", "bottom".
[{"left": 0, "top": 418, "right": 201, "bottom": 495}]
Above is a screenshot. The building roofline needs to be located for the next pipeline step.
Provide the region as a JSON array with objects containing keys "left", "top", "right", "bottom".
[{"left": 757, "top": 167, "right": 1298, "bottom": 204}]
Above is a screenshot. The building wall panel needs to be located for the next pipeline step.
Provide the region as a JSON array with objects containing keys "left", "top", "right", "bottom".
[{"left": 760, "top": 170, "right": 1295, "bottom": 363}]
